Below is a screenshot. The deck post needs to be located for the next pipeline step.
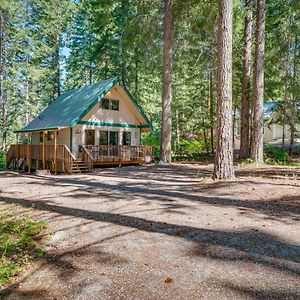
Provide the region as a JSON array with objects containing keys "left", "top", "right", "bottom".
[
  {"left": 62, "top": 146, "right": 65, "bottom": 173},
  {"left": 54, "top": 131, "right": 57, "bottom": 174},
  {"left": 42, "top": 131, "right": 46, "bottom": 170},
  {"left": 15, "top": 133, "right": 19, "bottom": 170},
  {"left": 27, "top": 142, "right": 31, "bottom": 174}
]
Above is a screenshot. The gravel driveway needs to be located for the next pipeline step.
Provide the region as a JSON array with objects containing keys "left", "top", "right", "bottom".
[{"left": 0, "top": 163, "right": 299, "bottom": 299}]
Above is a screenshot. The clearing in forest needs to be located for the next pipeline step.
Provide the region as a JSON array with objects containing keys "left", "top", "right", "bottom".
[{"left": 0, "top": 163, "right": 299, "bottom": 299}]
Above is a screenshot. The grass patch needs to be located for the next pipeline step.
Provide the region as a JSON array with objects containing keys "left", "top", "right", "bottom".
[{"left": 0, "top": 212, "right": 46, "bottom": 286}]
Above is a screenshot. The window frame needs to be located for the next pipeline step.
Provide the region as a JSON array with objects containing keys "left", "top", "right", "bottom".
[
  {"left": 109, "top": 131, "right": 119, "bottom": 145},
  {"left": 101, "top": 98, "right": 110, "bottom": 110},
  {"left": 122, "top": 131, "right": 131, "bottom": 146},
  {"left": 100, "top": 98, "right": 119, "bottom": 111},
  {"left": 47, "top": 132, "right": 54, "bottom": 141},
  {"left": 110, "top": 99, "right": 119, "bottom": 111},
  {"left": 99, "top": 131, "right": 109, "bottom": 145}
]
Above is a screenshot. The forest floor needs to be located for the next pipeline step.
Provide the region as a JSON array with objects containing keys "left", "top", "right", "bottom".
[{"left": 0, "top": 163, "right": 299, "bottom": 300}]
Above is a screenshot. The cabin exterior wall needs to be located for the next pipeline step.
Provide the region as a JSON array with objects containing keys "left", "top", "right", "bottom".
[
  {"left": 31, "top": 128, "right": 70, "bottom": 147},
  {"left": 72, "top": 124, "right": 140, "bottom": 157}
]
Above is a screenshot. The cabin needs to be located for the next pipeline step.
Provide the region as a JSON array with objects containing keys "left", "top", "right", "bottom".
[
  {"left": 234, "top": 101, "right": 300, "bottom": 149},
  {"left": 6, "top": 78, "right": 153, "bottom": 174}
]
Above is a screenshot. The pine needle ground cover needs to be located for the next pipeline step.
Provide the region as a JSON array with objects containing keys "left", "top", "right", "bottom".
[{"left": 0, "top": 210, "right": 46, "bottom": 286}]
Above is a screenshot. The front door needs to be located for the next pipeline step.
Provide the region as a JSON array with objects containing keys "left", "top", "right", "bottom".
[{"left": 85, "top": 129, "right": 95, "bottom": 145}]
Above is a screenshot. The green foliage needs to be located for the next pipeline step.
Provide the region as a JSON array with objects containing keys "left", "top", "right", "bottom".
[
  {"left": 178, "top": 138, "right": 206, "bottom": 152},
  {"left": 265, "top": 146, "right": 290, "bottom": 164},
  {"left": 0, "top": 215, "right": 47, "bottom": 285},
  {"left": 141, "top": 131, "right": 160, "bottom": 161},
  {"left": 0, "top": 152, "right": 6, "bottom": 169}
]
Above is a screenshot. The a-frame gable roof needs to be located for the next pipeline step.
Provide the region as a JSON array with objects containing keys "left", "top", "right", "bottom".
[{"left": 17, "top": 77, "right": 151, "bottom": 132}]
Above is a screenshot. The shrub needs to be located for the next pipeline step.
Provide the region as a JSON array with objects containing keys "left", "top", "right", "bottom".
[
  {"left": 141, "top": 131, "right": 160, "bottom": 162},
  {"left": 179, "top": 138, "right": 206, "bottom": 152},
  {"left": 0, "top": 152, "right": 6, "bottom": 169},
  {"left": 265, "top": 145, "right": 290, "bottom": 164}
]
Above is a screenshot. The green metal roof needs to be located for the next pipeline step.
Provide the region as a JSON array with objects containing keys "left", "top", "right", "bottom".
[{"left": 16, "top": 77, "right": 151, "bottom": 133}]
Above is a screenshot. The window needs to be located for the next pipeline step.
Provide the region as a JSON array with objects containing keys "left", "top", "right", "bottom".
[
  {"left": 101, "top": 98, "right": 109, "bottom": 109},
  {"left": 99, "top": 131, "right": 108, "bottom": 145},
  {"left": 123, "top": 131, "right": 131, "bottom": 146},
  {"left": 100, "top": 98, "right": 119, "bottom": 111},
  {"left": 40, "top": 132, "right": 43, "bottom": 143},
  {"left": 47, "top": 132, "right": 54, "bottom": 141},
  {"left": 110, "top": 99, "right": 119, "bottom": 111},
  {"left": 109, "top": 131, "right": 119, "bottom": 145}
]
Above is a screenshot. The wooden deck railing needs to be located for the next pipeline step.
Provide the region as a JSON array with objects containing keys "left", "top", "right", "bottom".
[
  {"left": 6, "top": 144, "right": 76, "bottom": 174},
  {"left": 84, "top": 145, "right": 153, "bottom": 164},
  {"left": 82, "top": 145, "right": 93, "bottom": 171},
  {"left": 6, "top": 144, "right": 153, "bottom": 173}
]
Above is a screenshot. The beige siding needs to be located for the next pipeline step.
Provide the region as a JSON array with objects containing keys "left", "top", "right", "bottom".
[
  {"left": 72, "top": 124, "right": 140, "bottom": 157},
  {"left": 82, "top": 84, "right": 145, "bottom": 125},
  {"left": 263, "top": 125, "right": 273, "bottom": 143},
  {"left": 70, "top": 84, "right": 144, "bottom": 157},
  {"left": 235, "top": 123, "right": 300, "bottom": 146},
  {"left": 31, "top": 128, "right": 70, "bottom": 147}
]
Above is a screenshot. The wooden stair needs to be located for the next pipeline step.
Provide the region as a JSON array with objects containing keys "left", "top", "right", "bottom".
[{"left": 72, "top": 160, "right": 90, "bottom": 174}]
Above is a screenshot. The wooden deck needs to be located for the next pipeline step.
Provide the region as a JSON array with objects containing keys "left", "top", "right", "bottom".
[
  {"left": 6, "top": 144, "right": 76, "bottom": 174},
  {"left": 84, "top": 145, "right": 153, "bottom": 166},
  {"left": 6, "top": 144, "right": 153, "bottom": 174}
]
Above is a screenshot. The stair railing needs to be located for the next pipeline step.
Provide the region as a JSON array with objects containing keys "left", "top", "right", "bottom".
[
  {"left": 82, "top": 145, "right": 94, "bottom": 172},
  {"left": 63, "top": 145, "right": 76, "bottom": 174}
]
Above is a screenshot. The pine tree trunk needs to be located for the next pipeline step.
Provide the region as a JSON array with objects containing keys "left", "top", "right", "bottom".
[
  {"left": 251, "top": 0, "right": 265, "bottom": 163},
  {"left": 208, "top": 66, "right": 214, "bottom": 154},
  {"left": 54, "top": 33, "right": 61, "bottom": 99},
  {"left": 175, "top": 109, "right": 180, "bottom": 151},
  {"left": 239, "top": 0, "right": 252, "bottom": 159},
  {"left": 213, "top": 0, "right": 235, "bottom": 180},
  {"left": 121, "top": 0, "right": 128, "bottom": 84},
  {"left": 0, "top": 8, "right": 8, "bottom": 152},
  {"left": 233, "top": 107, "right": 236, "bottom": 148},
  {"left": 289, "top": 36, "right": 298, "bottom": 157},
  {"left": 135, "top": 47, "right": 139, "bottom": 98},
  {"left": 160, "top": 0, "right": 173, "bottom": 164},
  {"left": 282, "top": 124, "right": 285, "bottom": 150},
  {"left": 289, "top": 125, "right": 295, "bottom": 156},
  {"left": 203, "top": 128, "right": 209, "bottom": 154},
  {"left": 282, "top": 59, "right": 289, "bottom": 150}
]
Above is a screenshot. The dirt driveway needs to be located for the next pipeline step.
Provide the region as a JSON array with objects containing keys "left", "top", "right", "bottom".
[{"left": 0, "top": 163, "right": 299, "bottom": 299}]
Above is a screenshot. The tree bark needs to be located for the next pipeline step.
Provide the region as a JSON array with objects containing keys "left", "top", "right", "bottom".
[
  {"left": 203, "top": 128, "right": 209, "bottom": 155},
  {"left": 239, "top": 0, "right": 252, "bottom": 159},
  {"left": 282, "top": 124, "right": 285, "bottom": 150},
  {"left": 208, "top": 66, "right": 214, "bottom": 154},
  {"left": 0, "top": 7, "right": 8, "bottom": 151},
  {"left": 160, "top": 0, "right": 173, "bottom": 164},
  {"left": 54, "top": 33, "right": 61, "bottom": 99},
  {"left": 175, "top": 109, "right": 180, "bottom": 151},
  {"left": 213, "top": 0, "right": 235, "bottom": 179},
  {"left": 251, "top": 0, "right": 265, "bottom": 163},
  {"left": 121, "top": 0, "right": 128, "bottom": 84},
  {"left": 289, "top": 36, "right": 298, "bottom": 157}
]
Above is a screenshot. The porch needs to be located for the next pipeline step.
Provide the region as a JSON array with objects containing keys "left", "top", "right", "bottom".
[{"left": 6, "top": 144, "right": 153, "bottom": 174}]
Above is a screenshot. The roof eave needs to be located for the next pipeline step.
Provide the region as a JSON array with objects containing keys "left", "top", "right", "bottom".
[{"left": 14, "top": 126, "right": 67, "bottom": 133}]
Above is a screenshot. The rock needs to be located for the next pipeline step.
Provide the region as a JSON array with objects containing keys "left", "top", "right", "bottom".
[{"left": 35, "top": 169, "right": 51, "bottom": 176}]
